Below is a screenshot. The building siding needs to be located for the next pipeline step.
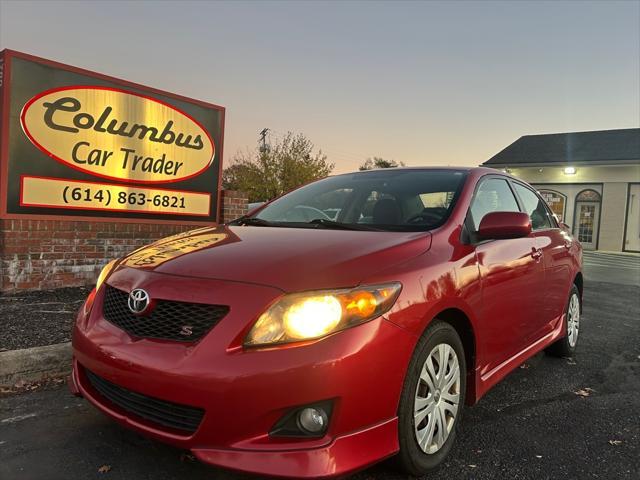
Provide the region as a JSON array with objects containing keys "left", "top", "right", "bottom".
[{"left": 598, "top": 183, "right": 629, "bottom": 251}]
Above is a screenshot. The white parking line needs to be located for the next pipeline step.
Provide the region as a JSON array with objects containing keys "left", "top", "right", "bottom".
[{"left": 1, "top": 413, "right": 37, "bottom": 424}]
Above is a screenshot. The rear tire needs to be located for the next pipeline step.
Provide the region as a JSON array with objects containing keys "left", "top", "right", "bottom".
[
  {"left": 396, "top": 321, "right": 466, "bottom": 475},
  {"left": 545, "top": 284, "right": 581, "bottom": 357}
]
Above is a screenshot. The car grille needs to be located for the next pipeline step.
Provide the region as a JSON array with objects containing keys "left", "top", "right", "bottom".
[
  {"left": 102, "top": 285, "right": 229, "bottom": 342},
  {"left": 85, "top": 369, "right": 204, "bottom": 433}
]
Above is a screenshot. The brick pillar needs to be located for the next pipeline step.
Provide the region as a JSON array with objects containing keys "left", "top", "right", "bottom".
[{"left": 220, "top": 190, "right": 248, "bottom": 223}]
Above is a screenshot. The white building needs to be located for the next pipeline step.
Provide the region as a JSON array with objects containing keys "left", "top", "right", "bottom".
[{"left": 483, "top": 128, "right": 640, "bottom": 252}]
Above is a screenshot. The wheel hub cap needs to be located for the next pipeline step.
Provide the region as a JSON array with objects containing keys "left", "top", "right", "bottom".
[{"left": 413, "top": 343, "right": 461, "bottom": 454}]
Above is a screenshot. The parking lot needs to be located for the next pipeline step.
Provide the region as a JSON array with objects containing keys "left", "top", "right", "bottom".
[
  {"left": 583, "top": 251, "right": 640, "bottom": 286},
  {"left": 1, "top": 256, "right": 639, "bottom": 479}
]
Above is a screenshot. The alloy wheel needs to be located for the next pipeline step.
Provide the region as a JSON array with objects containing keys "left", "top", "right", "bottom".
[
  {"left": 413, "top": 343, "right": 461, "bottom": 454},
  {"left": 567, "top": 293, "right": 580, "bottom": 347}
]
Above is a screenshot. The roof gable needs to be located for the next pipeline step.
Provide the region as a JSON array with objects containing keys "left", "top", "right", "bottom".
[{"left": 484, "top": 128, "right": 640, "bottom": 166}]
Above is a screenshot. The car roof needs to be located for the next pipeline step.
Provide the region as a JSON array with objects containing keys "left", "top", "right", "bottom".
[{"left": 334, "top": 166, "right": 498, "bottom": 177}]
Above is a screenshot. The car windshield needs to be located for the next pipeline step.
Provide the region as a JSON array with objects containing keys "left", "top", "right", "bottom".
[{"left": 247, "top": 169, "right": 468, "bottom": 232}]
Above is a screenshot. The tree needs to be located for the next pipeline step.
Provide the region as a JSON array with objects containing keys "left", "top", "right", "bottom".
[
  {"left": 359, "top": 157, "right": 405, "bottom": 171},
  {"left": 223, "top": 132, "right": 334, "bottom": 202}
]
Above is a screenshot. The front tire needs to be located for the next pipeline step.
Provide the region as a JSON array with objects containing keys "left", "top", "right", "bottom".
[
  {"left": 396, "top": 321, "right": 466, "bottom": 475},
  {"left": 545, "top": 284, "right": 581, "bottom": 357}
]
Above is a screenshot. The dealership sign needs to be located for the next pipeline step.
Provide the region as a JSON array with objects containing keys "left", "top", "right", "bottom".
[
  {"left": 21, "top": 86, "right": 215, "bottom": 183},
  {"left": 0, "top": 50, "right": 224, "bottom": 222}
]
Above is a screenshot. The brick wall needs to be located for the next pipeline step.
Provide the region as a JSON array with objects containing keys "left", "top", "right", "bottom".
[
  {"left": 220, "top": 189, "right": 248, "bottom": 223},
  {"left": 0, "top": 190, "right": 247, "bottom": 292}
]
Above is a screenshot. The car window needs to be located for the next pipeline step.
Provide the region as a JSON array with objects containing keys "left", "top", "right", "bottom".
[
  {"left": 358, "top": 191, "right": 398, "bottom": 224},
  {"left": 513, "top": 183, "right": 553, "bottom": 230},
  {"left": 308, "top": 188, "right": 354, "bottom": 221},
  {"left": 254, "top": 169, "right": 467, "bottom": 231},
  {"left": 470, "top": 178, "right": 520, "bottom": 230},
  {"left": 419, "top": 192, "right": 454, "bottom": 209}
]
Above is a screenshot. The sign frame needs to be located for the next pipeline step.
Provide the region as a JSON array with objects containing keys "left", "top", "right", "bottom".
[{"left": 0, "top": 49, "right": 225, "bottom": 225}]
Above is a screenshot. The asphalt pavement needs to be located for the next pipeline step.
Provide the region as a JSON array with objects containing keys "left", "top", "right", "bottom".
[
  {"left": 1, "top": 275, "right": 639, "bottom": 479},
  {"left": 583, "top": 251, "right": 640, "bottom": 286}
]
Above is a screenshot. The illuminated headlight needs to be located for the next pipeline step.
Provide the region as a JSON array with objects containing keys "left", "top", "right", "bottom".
[
  {"left": 95, "top": 259, "right": 118, "bottom": 291},
  {"left": 244, "top": 283, "right": 402, "bottom": 347}
]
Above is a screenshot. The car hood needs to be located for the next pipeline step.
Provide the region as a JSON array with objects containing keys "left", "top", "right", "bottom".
[{"left": 119, "top": 225, "right": 431, "bottom": 292}]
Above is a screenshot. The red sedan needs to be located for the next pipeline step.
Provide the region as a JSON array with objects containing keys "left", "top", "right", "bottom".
[{"left": 70, "top": 167, "right": 582, "bottom": 478}]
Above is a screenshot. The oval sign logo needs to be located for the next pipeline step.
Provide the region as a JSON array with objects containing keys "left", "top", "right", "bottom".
[{"left": 21, "top": 86, "right": 215, "bottom": 184}]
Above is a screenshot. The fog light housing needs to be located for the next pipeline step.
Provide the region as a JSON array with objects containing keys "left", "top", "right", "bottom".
[
  {"left": 297, "top": 407, "right": 328, "bottom": 434},
  {"left": 270, "top": 400, "right": 333, "bottom": 438}
]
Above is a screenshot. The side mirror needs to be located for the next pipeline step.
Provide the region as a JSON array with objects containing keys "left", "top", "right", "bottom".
[{"left": 477, "top": 211, "right": 532, "bottom": 240}]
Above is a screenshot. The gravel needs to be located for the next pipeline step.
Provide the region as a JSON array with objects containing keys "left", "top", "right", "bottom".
[{"left": 0, "top": 287, "right": 90, "bottom": 351}]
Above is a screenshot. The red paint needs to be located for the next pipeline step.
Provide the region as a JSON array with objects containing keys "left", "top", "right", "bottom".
[
  {"left": 20, "top": 85, "right": 216, "bottom": 185},
  {"left": 0, "top": 50, "right": 12, "bottom": 218},
  {"left": 478, "top": 211, "right": 532, "bottom": 239},
  {"left": 71, "top": 167, "right": 582, "bottom": 478}
]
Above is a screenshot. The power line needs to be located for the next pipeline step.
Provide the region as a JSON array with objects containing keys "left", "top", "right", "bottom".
[
  {"left": 267, "top": 129, "right": 411, "bottom": 168},
  {"left": 267, "top": 128, "right": 372, "bottom": 163}
]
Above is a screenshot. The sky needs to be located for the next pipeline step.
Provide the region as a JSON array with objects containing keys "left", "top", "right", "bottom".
[{"left": 1, "top": 0, "right": 638, "bottom": 173}]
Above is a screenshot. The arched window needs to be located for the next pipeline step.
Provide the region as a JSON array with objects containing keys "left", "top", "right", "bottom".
[
  {"left": 538, "top": 189, "right": 567, "bottom": 222},
  {"left": 574, "top": 189, "right": 601, "bottom": 248},
  {"left": 576, "top": 189, "right": 601, "bottom": 202}
]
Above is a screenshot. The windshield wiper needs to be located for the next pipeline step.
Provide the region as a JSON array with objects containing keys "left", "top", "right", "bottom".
[
  {"left": 231, "top": 217, "right": 274, "bottom": 227},
  {"left": 231, "top": 217, "right": 383, "bottom": 231},
  {"left": 307, "top": 218, "right": 383, "bottom": 231}
]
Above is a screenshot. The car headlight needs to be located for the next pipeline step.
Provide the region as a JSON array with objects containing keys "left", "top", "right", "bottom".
[
  {"left": 95, "top": 259, "right": 118, "bottom": 291},
  {"left": 244, "top": 283, "right": 402, "bottom": 347}
]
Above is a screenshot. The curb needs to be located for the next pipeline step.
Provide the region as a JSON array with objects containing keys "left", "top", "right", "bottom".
[{"left": 0, "top": 342, "right": 71, "bottom": 387}]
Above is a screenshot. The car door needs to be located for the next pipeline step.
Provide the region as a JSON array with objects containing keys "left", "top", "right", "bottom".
[
  {"left": 511, "top": 182, "right": 573, "bottom": 340},
  {"left": 469, "top": 176, "right": 546, "bottom": 374}
]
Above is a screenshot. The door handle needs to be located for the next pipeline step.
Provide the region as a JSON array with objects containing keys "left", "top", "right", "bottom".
[{"left": 531, "top": 248, "right": 543, "bottom": 260}]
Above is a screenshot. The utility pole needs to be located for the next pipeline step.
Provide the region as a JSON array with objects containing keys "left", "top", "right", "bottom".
[{"left": 259, "top": 128, "right": 269, "bottom": 153}]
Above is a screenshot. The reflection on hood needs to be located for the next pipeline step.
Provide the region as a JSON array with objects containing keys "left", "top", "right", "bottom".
[
  {"left": 122, "top": 229, "right": 229, "bottom": 268},
  {"left": 121, "top": 225, "right": 431, "bottom": 292}
]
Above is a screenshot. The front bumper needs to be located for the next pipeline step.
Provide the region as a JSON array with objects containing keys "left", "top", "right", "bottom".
[{"left": 71, "top": 267, "right": 416, "bottom": 478}]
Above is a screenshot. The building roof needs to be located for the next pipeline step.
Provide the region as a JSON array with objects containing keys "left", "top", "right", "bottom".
[{"left": 483, "top": 128, "right": 640, "bottom": 166}]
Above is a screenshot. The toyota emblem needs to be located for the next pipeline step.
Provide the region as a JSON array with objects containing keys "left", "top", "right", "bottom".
[{"left": 128, "top": 288, "right": 150, "bottom": 314}]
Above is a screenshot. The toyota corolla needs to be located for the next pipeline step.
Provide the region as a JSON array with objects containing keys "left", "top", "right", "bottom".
[{"left": 70, "top": 167, "right": 583, "bottom": 478}]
